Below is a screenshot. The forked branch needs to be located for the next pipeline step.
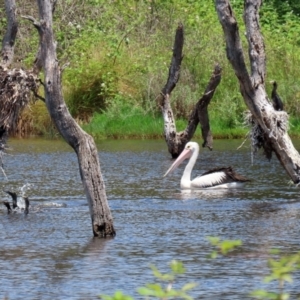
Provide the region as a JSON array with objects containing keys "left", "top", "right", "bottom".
[
  {"left": 158, "top": 24, "right": 221, "bottom": 157},
  {"left": 216, "top": 0, "right": 300, "bottom": 184}
]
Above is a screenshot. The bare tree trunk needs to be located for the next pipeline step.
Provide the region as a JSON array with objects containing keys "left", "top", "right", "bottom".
[
  {"left": 1, "top": 0, "right": 17, "bottom": 69},
  {"left": 32, "top": 0, "right": 115, "bottom": 237},
  {"left": 215, "top": 0, "right": 300, "bottom": 184},
  {"left": 158, "top": 24, "right": 221, "bottom": 158},
  {"left": 0, "top": 0, "right": 17, "bottom": 149}
]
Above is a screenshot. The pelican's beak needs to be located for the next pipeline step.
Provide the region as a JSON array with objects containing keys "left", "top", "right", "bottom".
[{"left": 163, "top": 148, "right": 192, "bottom": 177}]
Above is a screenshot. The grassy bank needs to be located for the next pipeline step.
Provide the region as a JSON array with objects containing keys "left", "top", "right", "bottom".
[
  {"left": 81, "top": 110, "right": 300, "bottom": 140},
  {"left": 1, "top": 1, "right": 300, "bottom": 139}
]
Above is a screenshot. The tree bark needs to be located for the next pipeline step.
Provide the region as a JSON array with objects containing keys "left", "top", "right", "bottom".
[
  {"left": 34, "top": 0, "right": 115, "bottom": 237},
  {"left": 158, "top": 24, "right": 221, "bottom": 158},
  {"left": 1, "top": 0, "right": 17, "bottom": 69},
  {"left": 0, "top": 0, "right": 18, "bottom": 149},
  {"left": 215, "top": 0, "right": 300, "bottom": 184}
]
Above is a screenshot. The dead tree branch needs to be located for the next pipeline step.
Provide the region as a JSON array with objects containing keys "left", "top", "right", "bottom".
[
  {"left": 158, "top": 24, "right": 221, "bottom": 157},
  {"left": 189, "top": 64, "right": 222, "bottom": 150},
  {"left": 216, "top": 0, "right": 300, "bottom": 184}
]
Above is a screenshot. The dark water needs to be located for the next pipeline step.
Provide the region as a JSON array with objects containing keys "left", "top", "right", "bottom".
[{"left": 1, "top": 138, "right": 300, "bottom": 299}]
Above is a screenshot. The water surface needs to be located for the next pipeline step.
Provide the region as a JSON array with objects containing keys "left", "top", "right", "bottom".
[{"left": 1, "top": 138, "right": 300, "bottom": 299}]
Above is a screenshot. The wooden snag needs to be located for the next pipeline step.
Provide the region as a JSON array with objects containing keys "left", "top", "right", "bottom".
[
  {"left": 158, "top": 23, "right": 221, "bottom": 158},
  {"left": 216, "top": 0, "right": 300, "bottom": 184}
]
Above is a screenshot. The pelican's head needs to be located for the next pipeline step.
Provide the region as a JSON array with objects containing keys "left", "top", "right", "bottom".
[
  {"left": 184, "top": 142, "right": 199, "bottom": 153},
  {"left": 164, "top": 141, "right": 199, "bottom": 177}
]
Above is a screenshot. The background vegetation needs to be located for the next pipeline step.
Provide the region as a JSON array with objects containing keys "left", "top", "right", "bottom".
[
  {"left": 101, "top": 238, "right": 300, "bottom": 300},
  {"left": 1, "top": 0, "right": 300, "bottom": 139}
]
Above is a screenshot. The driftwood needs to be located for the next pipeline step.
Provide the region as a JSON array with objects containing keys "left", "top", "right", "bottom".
[
  {"left": 216, "top": 0, "right": 300, "bottom": 184},
  {"left": 158, "top": 24, "right": 221, "bottom": 158}
]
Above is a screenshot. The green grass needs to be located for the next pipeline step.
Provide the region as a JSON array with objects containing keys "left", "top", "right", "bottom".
[
  {"left": 82, "top": 104, "right": 300, "bottom": 140},
  {"left": 82, "top": 103, "right": 249, "bottom": 140},
  {"left": 3, "top": 0, "right": 300, "bottom": 139},
  {"left": 83, "top": 112, "right": 165, "bottom": 139}
]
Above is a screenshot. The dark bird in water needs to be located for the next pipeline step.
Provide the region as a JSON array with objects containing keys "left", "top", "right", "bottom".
[
  {"left": 24, "top": 197, "right": 30, "bottom": 216},
  {"left": 2, "top": 191, "right": 30, "bottom": 215},
  {"left": 3, "top": 201, "right": 12, "bottom": 214},
  {"left": 271, "top": 81, "right": 284, "bottom": 111},
  {"left": 5, "top": 191, "right": 18, "bottom": 209}
]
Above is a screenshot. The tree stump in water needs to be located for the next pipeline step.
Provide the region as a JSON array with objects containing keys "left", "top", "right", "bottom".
[{"left": 158, "top": 23, "right": 221, "bottom": 158}]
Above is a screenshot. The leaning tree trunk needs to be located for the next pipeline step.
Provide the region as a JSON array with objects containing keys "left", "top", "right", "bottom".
[
  {"left": 32, "top": 0, "right": 115, "bottom": 237},
  {"left": 158, "top": 24, "right": 221, "bottom": 158},
  {"left": 215, "top": 0, "right": 300, "bottom": 184}
]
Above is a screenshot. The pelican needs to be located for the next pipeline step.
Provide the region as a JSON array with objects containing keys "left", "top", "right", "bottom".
[{"left": 164, "top": 141, "right": 250, "bottom": 189}]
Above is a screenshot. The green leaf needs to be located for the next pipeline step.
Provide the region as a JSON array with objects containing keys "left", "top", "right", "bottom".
[
  {"left": 181, "top": 282, "right": 198, "bottom": 292},
  {"left": 207, "top": 236, "right": 220, "bottom": 246},
  {"left": 100, "top": 291, "right": 133, "bottom": 300},
  {"left": 170, "top": 260, "right": 186, "bottom": 274},
  {"left": 144, "top": 283, "right": 163, "bottom": 292},
  {"left": 209, "top": 251, "right": 218, "bottom": 259},
  {"left": 250, "top": 290, "right": 282, "bottom": 300},
  {"left": 137, "top": 287, "right": 157, "bottom": 296},
  {"left": 269, "top": 248, "right": 281, "bottom": 255},
  {"left": 281, "top": 274, "right": 293, "bottom": 283},
  {"left": 220, "top": 240, "right": 242, "bottom": 255},
  {"left": 150, "top": 264, "right": 174, "bottom": 281}
]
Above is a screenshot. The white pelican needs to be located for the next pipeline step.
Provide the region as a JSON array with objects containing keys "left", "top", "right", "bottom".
[{"left": 164, "top": 141, "right": 250, "bottom": 189}]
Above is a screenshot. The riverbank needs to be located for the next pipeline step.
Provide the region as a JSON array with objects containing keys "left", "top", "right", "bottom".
[
  {"left": 14, "top": 108, "right": 300, "bottom": 140},
  {"left": 2, "top": 1, "right": 300, "bottom": 140},
  {"left": 81, "top": 113, "right": 300, "bottom": 140}
]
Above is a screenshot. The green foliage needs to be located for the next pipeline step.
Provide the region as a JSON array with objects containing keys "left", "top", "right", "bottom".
[
  {"left": 137, "top": 261, "right": 196, "bottom": 299},
  {"left": 100, "top": 260, "right": 197, "bottom": 300},
  {"left": 101, "top": 291, "right": 134, "bottom": 300},
  {"left": 64, "top": 60, "right": 118, "bottom": 119},
  {"left": 61, "top": 0, "right": 300, "bottom": 139},
  {"left": 207, "top": 236, "right": 242, "bottom": 258},
  {"left": 251, "top": 250, "right": 300, "bottom": 300},
  {"left": 2, "top": 0, "right": 300, "bottom": 137},
  {"left": 83, "top": 95, "right": 166, "bottom": 139},
  {"left": 99, "top": 239, "right": 300, "bottom": 300}
]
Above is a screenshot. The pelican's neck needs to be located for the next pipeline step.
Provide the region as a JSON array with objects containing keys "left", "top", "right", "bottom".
[{"left": 180, "top": 146, "right": 199, "bottom": 189}]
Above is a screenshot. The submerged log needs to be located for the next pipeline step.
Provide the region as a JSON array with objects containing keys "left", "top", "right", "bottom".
[
  {"left": 158, "top": 24, "right": 221, "bottom": 158},
  {"left": 215, "top": 0, "right": 300, "bottom": 184}
]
